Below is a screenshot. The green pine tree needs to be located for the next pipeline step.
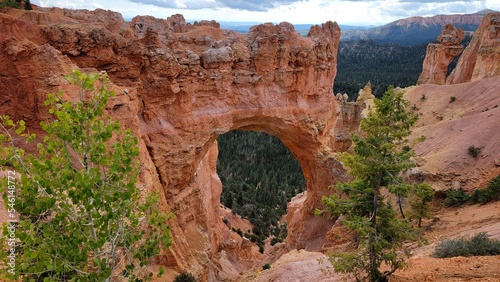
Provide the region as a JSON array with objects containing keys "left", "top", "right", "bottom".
[
  {"left": 1, "top": 70, "right": 171, "bottom": 281},
  {"left": 24, "top": 0, "right": 33, "bottom": 10},
  {"left": 409, "top": 183, "right": 435, "bottom": 228},
  {"left": 322, "top": 86, "right": 423, "bottom": 282}
]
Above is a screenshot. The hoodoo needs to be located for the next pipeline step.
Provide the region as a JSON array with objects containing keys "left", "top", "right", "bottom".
[{"left": 417, "top": 24, "right": 465, "bottom": 85}]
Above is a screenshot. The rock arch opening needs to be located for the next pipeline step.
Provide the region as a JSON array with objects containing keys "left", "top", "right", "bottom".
[{"left": 216, "top": 130, "right": 307, "bottom": 247}]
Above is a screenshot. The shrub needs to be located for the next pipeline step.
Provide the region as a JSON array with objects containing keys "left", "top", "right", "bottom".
[
  {"left": 258, "top": 242, "right": 265, "bottom": 254},
  {"left": 449, "top": 96, "right": 456, "bottom": 103},
  {"left": 434, "top": 233, "right": 500, "bottom": 258},
  {"left": 468, "top": 145, "right": 481, "bottom": 158},
  {"left": 174, "top": 272, "right": 197, "bottom": 282},
  {"left": 444, "top": 189, "right": 469, "bottom": 207},
  {"left": 470, "top": 174, "right": 500, "bottom": 204},
  {"left": 434, "top": 237, "right": 469, "bottom": 258},
  {"left": 232, "top": 228, "right": 243, "bottom": 237},
  {"left": 262, "top": 263, "right": 271, "bottom": 270},
  {"left": 270, "top": 236, "right": 282, "bottom": 246}
]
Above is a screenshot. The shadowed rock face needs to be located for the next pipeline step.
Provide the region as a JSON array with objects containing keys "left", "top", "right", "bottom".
[{"left": 0, "top": 7, "right": 362, "bottom": 280}]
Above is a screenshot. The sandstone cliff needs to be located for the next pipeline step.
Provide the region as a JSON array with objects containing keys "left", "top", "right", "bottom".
[
  {"left": 0, "top": 7, "right": 362, "bottom": 281},
  {"left": 417, "top": 24, "right": 464, "bottom": 85},
  {"left": 447, "top": 12, "right": 500, "bottom": 84}
]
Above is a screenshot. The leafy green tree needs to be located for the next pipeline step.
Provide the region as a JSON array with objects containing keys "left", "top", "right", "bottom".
[
  {"left": 408, "top": 183, "right": 435, "bottom": 228},
  {"left": 0, "top": 70, "right": 171, "bottom": 281},
  {"left": 322, "top": 86, "right": 420, "bottom": 282}
]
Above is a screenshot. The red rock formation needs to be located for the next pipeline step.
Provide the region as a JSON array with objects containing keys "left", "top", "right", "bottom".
[
  {"left": 447, "top": 12, "right": 500, "bottom": 84},
  {"left": 0, "top": 7, "right": 361, "bottom": 281},
  {"left": 417, "top": 24, "right": 464, "bottom": 85}
]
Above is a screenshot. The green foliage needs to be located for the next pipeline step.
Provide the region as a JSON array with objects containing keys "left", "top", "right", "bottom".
[
  {"left": 443, "top": 175, "right": 500, "bottom": 207},
  {"left": 258, "top": 243, "right": 264, "bottom": 254},
  {"left": 232, "top": 228, "right": 243, "bottom": 237},
  {"left": 467, "top": 145, "right": 481, "bottom": 159},
  {"left": 24, "top": 0, "right": 32, "bottom": 10},
  {"left": 173, "top": 272, "right": 197, "bottom": 282},
  {"left": 335, "top": 40, "right": 427, "bottom": 100},
  {"left": 262, "top": 263, "right": 271, "bottom": 270},
  {"left": 444, "top": 188, "right": 470, "bottom": 207},
  {"left": 322, "top": 87, "right": 420, "bottom": 282},
  {"left": 449, "top": 96, "right": 456, "bottom": 103},
  {"left": 0, "top": 0, "right": 21, "bottom": 9},
  {"left": 469, "top": 174, "right": 500, "bottom": 205},
  {"left": 335, "top": 36, "right": 472, "bottom": 101},
  {"left": 408, "top": 183, "right": 435, "bottom": 228},
  {"left": 0, "top": 70, "right": 171, "bottom": 281},
  {"left": 217, "top": 130, "right": 304, "bottom": 248},
  {"left": 433, "top": 233, "right": 500, "bottom": 258}
]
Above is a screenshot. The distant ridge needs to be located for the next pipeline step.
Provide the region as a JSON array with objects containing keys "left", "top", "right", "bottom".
[
  {"left": 341, "top": 10, "right": 497, "bottom": 45},
  {"left": 475, "top": 9, "right": 496, "bottom": 15},
  {"left": 219, "top": 22, "right": 369, "bottom": 35}
]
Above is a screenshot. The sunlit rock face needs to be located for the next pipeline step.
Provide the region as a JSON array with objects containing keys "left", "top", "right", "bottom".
[
  {"left": 0, "top": 7, "right": 362, "bottom": 281},
  {"left": 417, "top": 24, "right": 464, "bottom": 85},
  {"left": 447, "top": 12, "right": 500, "bottom": 84}
]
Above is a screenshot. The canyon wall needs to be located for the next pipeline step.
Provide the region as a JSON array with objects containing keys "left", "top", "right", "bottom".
[
  {"left": 447, "top": 12, "right": 500, "bottom": 84},
  {"left": 0, "top": 7, "right": 361, "bottom": 280}
]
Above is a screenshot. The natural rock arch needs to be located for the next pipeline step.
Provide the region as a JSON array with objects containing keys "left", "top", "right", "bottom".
[{"left": 0, "top": 9, "right": 362, "bottom": 279}]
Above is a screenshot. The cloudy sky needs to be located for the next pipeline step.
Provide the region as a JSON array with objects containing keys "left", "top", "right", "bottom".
[{"left": 32, "top": 0, "right": 499, "bottom": 26}]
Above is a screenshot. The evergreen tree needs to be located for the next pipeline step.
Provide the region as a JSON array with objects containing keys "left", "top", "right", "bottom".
[
  {"left": 409, "top": 183, "right": 435, "bottom": 228},
  {"left": 322, "top": 86, "right": 422, "bottom": 282},
  {"left": 24, "top": 0, "right": 33, "bottom": 10},
  {"left": 217, "top": 130, "right": 305, "bottom": 245},
  {"left": 0, "top": 70, "right": 171, "bottom": 281}
]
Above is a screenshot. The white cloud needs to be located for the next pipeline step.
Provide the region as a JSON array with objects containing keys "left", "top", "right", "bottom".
[{"left": 31, "top": 0, "right": 500, "bottom": 26}]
